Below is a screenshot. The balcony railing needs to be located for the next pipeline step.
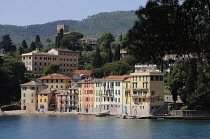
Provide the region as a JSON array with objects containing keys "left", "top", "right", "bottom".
[
  {"left": 101, "top": 93, "right": 114, "bottom": 97},
  {"left": 131, "top": 95, "right": 160, "bottom": 98}
]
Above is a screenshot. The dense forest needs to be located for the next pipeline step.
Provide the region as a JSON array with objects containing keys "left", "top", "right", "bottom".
[{"left": 0, "top": 11, "right": 137, "bottom": 46}]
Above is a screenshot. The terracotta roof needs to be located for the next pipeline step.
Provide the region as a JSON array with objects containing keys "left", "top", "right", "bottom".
[
  {"left": 102, "top": 76, "right": 129, "bottom": 81},
  {"left": 39, "top": 73, "right": 71, "bottom": 80},
  {"left": 52, "top": 48, "right": 78, "bottom": 53},
  {"left": 21, "top": 81, "right": 47, "bottom": 86},
  {"left": 73, "top": 70, "right": 92, "bottom": 76}
]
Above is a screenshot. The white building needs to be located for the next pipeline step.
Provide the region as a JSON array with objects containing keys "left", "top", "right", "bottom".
[{"left": 101, "top": 76, "right": 128, "bottom": 115}]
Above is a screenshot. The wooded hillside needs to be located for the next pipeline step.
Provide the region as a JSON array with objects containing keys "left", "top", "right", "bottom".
[{"left": 0, "top": 11, "right": 137, "bottom": 46}]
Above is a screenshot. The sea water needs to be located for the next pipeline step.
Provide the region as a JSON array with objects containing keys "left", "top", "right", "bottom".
[{"left": 0, "top": 115, "right": 210, "bottom": 139}]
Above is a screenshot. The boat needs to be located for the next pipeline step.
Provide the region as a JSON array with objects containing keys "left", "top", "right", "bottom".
[{"left": 95, "top": 110, "right": 110, "bottom": 117}]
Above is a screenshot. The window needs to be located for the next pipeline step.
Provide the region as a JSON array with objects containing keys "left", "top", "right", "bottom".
[
  {"left": 23, "top": 99, "right": 25, "bottom": 103},
  {"left": 56, "top": 85, "right": 58, "bottom": 88},
  {"left": 151, "top": 76, "right": 154, "bottom": 81},
  {"left": 143, "top": 91, "right": 147, "bottom": 95},
  {"left": 151, "top": 91, "right": 155, "bottom": 96},
  {"left": 44, "top": 99, "right": 47, "bottom": 102},
  {"left": 160, "top": 76, "right": 163, "bottom": 81},
  {"left": 126, "top": 83, "right": 128, "bottom": 89},
  {"left": 22, "top": 87, "right": 27, "bottom": 90},
  {"left": 31, "top": 93, "right": 34, "bottom": 97},
  {"left": 44, "top": 94, "right": 47, "bottom": 96},
  {"left": 31, "top": 99, "right": 34, "bottom": 103},
  {"left": 151, "top": 99, "right": 154, "bottom": 102},
  {"left": 118, "top": 98, "right": 120, "bottom": 103},
  {"left": 118, "top": 90, "right": 120, "bottom": 95},
  {"left": 30, "top": 87, "right": 35, "bottom": 90},
  {"left": 61, "top": 85, "right": 63, "bottom": 88},
  {"left": 40, "top": 99, "right": 42, "bottom": 102},
  {"left": 40, "top": 57, "right": 42, "bottom": 60},
  {"left": 23, "top": 93, "right": 26, "bottom": 97},
  {"left": 155, "top": 76, "right": 159, "bottom": 81},
  {"left": 143, "top": 99, "right": 145, "bottom": 102}
]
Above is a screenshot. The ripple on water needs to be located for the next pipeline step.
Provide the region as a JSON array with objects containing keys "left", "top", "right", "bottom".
[{"left": 0, "top": 115, "right": 210, "bottom": 139}]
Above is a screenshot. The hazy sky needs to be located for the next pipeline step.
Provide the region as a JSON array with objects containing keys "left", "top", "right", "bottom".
[{"left": 0, "top": 0, "right": 148, "bottom": 26}]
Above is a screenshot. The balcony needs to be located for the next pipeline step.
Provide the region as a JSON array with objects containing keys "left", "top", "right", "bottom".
[
  {"left": 131, "top": 95, "right": 160, "bottom": 98},
  {"left": 132, "top": 88, "right": 148, "bottom": 91},
  {"left": 101, "top": 93, "right": 114, "bottom": 97}
]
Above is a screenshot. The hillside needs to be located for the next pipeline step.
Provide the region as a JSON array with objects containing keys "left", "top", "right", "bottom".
[{"left": 0, "top": 10, "right": 137, "bottom": 46}]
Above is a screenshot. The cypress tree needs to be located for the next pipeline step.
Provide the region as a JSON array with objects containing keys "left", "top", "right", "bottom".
[
  {"left": 22, "top": 40, "right": 28, "bottom": 50},
  {"left": 30, "top": 42, "right": 36, "bottom": 51},
  {"left": 108, "top": 47, "right": 112, "bottom": 62},
  {"left": 93, "top": 47, "right": 102, "bottom": 68}
]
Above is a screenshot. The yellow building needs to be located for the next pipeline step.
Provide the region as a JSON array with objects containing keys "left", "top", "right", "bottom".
[
  {"left": 129, "top": 71, "right": 165, "bottom": 116},
  {"left": 37, "top": 89, "right": 54, "bottom": 111},
  {"left": 39, "top": 73, "right": 71, "bottom": 90},
  {"left": 122, "top": 78, "right": 131, "bottom": 114}
]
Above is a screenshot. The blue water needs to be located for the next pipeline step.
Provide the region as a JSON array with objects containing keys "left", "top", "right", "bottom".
[{"left": 0, "top": 115, "right": 210, "bottom": 139}]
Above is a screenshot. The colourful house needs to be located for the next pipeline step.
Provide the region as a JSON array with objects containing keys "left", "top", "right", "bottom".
[
  {"left": 21, "top": 81, "right": 47, "bottom": 111},
  {"left": 129, "top": 70, "right": 165, "bottom": 116}
]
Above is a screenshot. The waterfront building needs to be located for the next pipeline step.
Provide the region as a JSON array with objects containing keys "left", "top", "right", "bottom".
[
  {"left": 20, "top": 81, "right": 47, "bottom": 111},
  {"left": 21, "top": 48, "right": 79, "bottom": 74},
  {"left": 129, "top": 70, "right": 165, "bottom": 116},
  {"left": 54, "top": 85, "right": 78, "bottom": 112},
  {"left": 77, "top": 78, "right": 95, "bottom": 113},
  {"left": 101, "top": 76, "right": 129, "bottom": 115},
  {"left": 37, "top": 89, "right": 55, "bottom": 111},
  {"left": 122, "top": 78, "right": 131, "bottom": 115},
  {"left": 39, "top": 73, "right": 71, "bottom": 90},
  {"left": 93, "top": 79, "right": 102, "bottom": 113}
]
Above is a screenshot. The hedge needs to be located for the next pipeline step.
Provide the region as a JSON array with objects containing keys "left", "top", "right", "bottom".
[{"left": 1, "top": 104, "right": 21, "bottom": 111}]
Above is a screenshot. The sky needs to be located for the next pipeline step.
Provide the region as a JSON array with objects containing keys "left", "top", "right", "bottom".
[{"left": 0, "top": 0, "right": 148, "bottom": 26}]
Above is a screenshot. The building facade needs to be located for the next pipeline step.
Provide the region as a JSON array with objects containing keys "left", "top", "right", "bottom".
[
  {"left": 129, "top": 71, "right": 165, "bottom": 116},
  {"left": 20, "top": 81, "right": 47, "bottom": 111},
  {"left": 101, "top": 76, "right": 128, "bottom": 115},
  {"left": 21, "top": 48, "right": 79, "bottom": 74},
  {"left": 39, "top": 73, "right": 71, "bottom": 90}
]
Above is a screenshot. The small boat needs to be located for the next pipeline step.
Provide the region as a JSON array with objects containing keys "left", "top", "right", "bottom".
[{"left": 95, "top": 110, "right": 110, "bottom": 117}]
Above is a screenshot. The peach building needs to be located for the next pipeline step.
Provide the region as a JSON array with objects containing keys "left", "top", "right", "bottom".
[
  {"left": 77, "top": 79, "right": 95, "bottom": 113},
  {"left": 21, "top": 48, "right": 79, "bottom": 74}
]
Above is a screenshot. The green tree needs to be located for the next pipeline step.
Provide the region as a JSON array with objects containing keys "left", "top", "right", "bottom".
[
  {"left": 43, "top": 62, "right": 60, "bottom": 75},
  {"left": 99, "top": 32, "right": 115, "bottom": 45},
  {"left": 29, "top": 42, "right": 36, "bottom": 51},
  {"left": 92, "top": 47, "right": 102, "bottom": 68},
  {"left": 113, "top": 44, "right": 120, "bottom": 61},
  {"left": 0, "top": 56, "right": 27, "bottom": 105},
  {"left": 107, "top": 47, "right": 113, "bottom": 63},
  {"left": 60, "top": 32, "right": 83, "bottom": 51},
  {"left": 46, "top": 38, "right": 52, "bottom": 47},
  {"left": 63, "top": 71, "right": 74, "bottom": 77},
  {"left": 35, "top": 35, "right": 43, "bottom": 50},
  {"left": 0, "top": 35, "right": 16, "bottom": 53},
  {"left": 22, "top": 40, "right": 28, "bottom": 50}
]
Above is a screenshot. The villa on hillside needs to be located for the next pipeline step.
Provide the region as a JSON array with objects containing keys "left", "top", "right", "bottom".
[{"left": 21, "top": 48, "right": 79, "bottom": 74}]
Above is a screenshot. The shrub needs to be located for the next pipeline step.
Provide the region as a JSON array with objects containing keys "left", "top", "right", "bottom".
[
  {"left": 1, "top": 104, "right": 21, "bottom": 111},
  {"left": 48, "top": 107, "right": 54, "bottom": 111}
]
